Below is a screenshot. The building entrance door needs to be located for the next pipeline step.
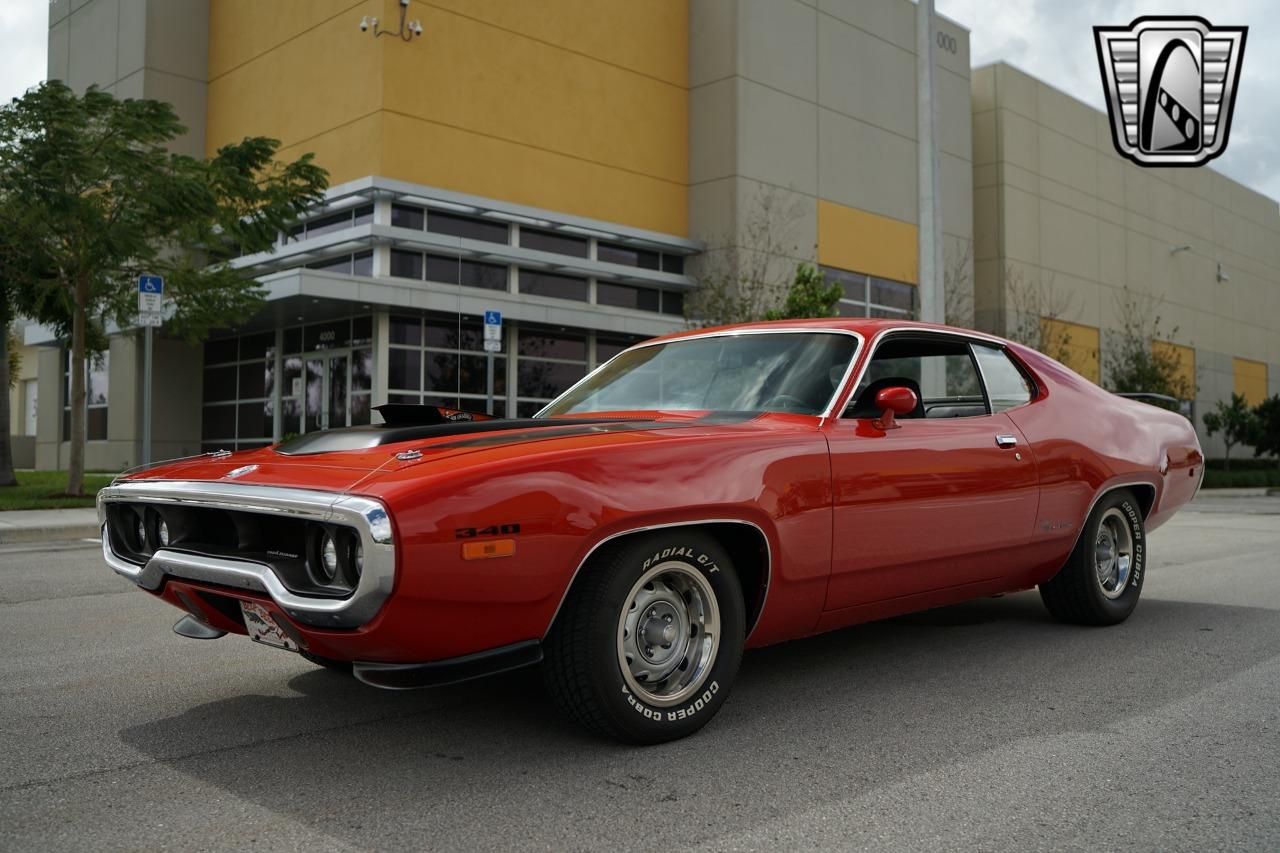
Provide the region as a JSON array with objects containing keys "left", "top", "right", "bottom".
[{"left": 302, "top": 347, "right": 373, "bottom": 433}]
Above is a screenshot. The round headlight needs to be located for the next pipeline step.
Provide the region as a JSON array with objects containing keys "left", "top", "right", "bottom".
[
  {"left": 319, "top": 533, "right": 339, "bottom": 583},
  {"left": 351, "top": 538, "right": 363, "bottom": 580},
  {"left": 135, "top": 516, "right": 148, "bottom": 551},
  {"left": 158, "top": 519, "right": 170, "bottom": 547}
]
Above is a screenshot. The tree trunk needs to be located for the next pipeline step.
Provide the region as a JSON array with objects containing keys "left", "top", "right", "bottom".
[
  {"left": 66, "top": 275, "right": 88, "bottom": 496},
  {"left": 0, "top": 324, "right": 17, "bottom": 487}
]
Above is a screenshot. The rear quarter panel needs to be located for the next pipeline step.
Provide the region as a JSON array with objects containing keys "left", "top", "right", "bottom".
[{"left": 1006, "top": 345, "right": 1203, "bottom": 584}]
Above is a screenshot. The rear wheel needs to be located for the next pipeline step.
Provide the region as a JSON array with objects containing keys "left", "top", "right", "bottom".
[
  {"left": 543, "top": 531, "right": 745, "bottom": 744},
  {"left": 1040, "top": 489, "right": 1145, "bottom": 625}
]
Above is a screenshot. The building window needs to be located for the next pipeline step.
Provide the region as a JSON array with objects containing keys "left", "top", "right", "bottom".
[
  {"left": 202, "top": 332, "right": 275, "bottom": 452},
  {"left": 62, "top": 351, "right": 108, "bottom": 441},
  {"left": 520, "top": 227, "right": 589, "bottom": 258},
  {"left": 391, "top": 203, "right": 425, "bottom": 231},
  {"left": 425, "top": 254, "right": 507, "bottom": 290},
  {"left": 306, "top": 250, "right": 373, "bottom": 275},
  {"left": 387, "top": 313, "right": 507, "bottom": 415},
  {"left": 515, "top": 327, "right": 588, "bottom": 417},
  {"left": 597, "top": 334, "right": 644, "bottom": 364},
  {"left": 287, "top": 204, "right": 374, "bottom": 242},
  {"left": 598, "top": 242, "right": 660, "bottom": 270},
  {"left": 519, "top": 270, "right": 589, "bottom": 302},
  {"left": 428, "top": 211, "right": 509, "bottom": 245},
  {"left": 390, "top": 249, "right": 424, "bottom": 280},
  {"left": 821, "top": 266, "right": 915, "bottom": 320}
]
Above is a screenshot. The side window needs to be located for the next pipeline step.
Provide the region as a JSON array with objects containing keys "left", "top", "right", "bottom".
[
  {"left": 844, "top": 336, "right": 988, "bottom": 419},
  {"left": 973, "top": 344, "right": 1035, "bottom": 413}
]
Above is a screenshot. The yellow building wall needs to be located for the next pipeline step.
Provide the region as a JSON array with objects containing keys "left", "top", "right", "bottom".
[
  {"left": 1152, "top": 340, "right": 1196, "bottom": 397},
  {"left": 817, "top": 200, "right": 919, "bottom": 285},
  {"left": 207, "top": 0, "right": 689, "bottom": 235},
  {"left": 1234, "top": 357, "right": 1268, "bottom": 406},
  {"left": 1041, "top": 318, "right": 1100, "bottom": 383}
]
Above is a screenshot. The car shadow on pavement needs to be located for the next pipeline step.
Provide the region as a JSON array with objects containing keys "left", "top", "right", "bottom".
[{"left": 119, "top": 591, "right": 1280, "bottom": 849}]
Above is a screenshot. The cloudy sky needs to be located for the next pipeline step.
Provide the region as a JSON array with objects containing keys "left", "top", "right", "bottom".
[{"left": 1, "top": 1, "right": 1276, "bottom": 201}]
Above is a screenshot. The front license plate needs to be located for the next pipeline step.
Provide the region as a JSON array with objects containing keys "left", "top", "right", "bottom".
[{"left": 240, "top": 601, "right": 298, "bottom": 652}]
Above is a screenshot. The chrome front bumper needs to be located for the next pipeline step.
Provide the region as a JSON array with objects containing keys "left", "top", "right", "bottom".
[{"left": 98, "top": 480, "right": 396, "bottom": 629}]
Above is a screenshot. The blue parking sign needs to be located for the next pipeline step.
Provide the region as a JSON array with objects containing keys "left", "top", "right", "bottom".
[
  {"left": 139, "top": 275, "right": 164, "bottom": 294},
  {"left": 484, "top": 310, "right": 501, "bottom": 326}
]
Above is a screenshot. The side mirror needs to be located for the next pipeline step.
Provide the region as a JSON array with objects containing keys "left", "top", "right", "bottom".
[{"left": 872, "top": 386, "right": 918, "bottom": 430}]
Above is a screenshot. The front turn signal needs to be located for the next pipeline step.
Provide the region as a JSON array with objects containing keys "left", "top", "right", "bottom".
[{"left": 461, "top": 539, "right": 516, "bottom": 560}]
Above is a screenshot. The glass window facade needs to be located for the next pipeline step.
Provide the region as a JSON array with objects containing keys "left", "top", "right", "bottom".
[
  {"left": 388, "top": 314, "right": 507, "bottom": 415},
  {"left": 519, "top": 270, "right": 589, "bottom": 302},
  {"left": 427, "top": 211, "right": 509, "bottom": 245},
  {"left": 520, "top": 227, "right": 589, "bottom": 258},
  {"left": 822, "top": 266, "right": 915, "bottom": 320}
]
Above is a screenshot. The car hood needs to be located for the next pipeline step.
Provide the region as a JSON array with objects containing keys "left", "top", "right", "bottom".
[{"left": 119, "top": 411, "right": 782, "bottom": 495}]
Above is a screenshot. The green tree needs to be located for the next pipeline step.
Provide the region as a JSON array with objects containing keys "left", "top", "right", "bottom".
[
  {"left": 764, "top": 263, "right": 842, "bottom": 321},
  {"left": 1202, "top": 393, "right": 1257, "bottom": 470},
  {"left": 0, "top": 81, "right": 327, "bottom": 495},
  {"left": 1250, "top": 394, "right": 1280, "bottom": 461},
  {"left": 1103, "top": 287, "right": 1195, "bottom": 406}
]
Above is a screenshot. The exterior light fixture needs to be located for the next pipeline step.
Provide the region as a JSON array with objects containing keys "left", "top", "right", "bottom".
[
  {"left": 1217, "top": 261, "right": 1230, "bottom": 283},
  {"left": 360, "top": 0, "right": 423, "bottom": 42},
  {"left": 1170, "top": 244, "right": 1191, "bottom": 254}
]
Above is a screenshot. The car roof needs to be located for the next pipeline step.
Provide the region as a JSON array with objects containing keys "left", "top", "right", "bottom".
[{"left": 647, "top": 318, "right": 1008, "bottom": 346}]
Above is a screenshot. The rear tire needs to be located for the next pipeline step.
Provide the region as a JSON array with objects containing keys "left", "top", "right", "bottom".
[
  {"left": 543, "top": 531, "right": 745, "bottom": 744},
  {"left": 1039, "top": 488, "right": 1145, "bottom": 625}
]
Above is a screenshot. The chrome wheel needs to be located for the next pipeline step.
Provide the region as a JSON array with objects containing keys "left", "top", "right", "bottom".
[
  {"left": 1094, "top": 507, "right": 1134, "bottom": 600},
  {"left": 616, "top": 561, "right": 721, "bottom": 708}
]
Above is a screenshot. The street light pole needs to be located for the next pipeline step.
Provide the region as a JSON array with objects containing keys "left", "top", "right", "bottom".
[{"left": 916, "top": 0, "right": 944, "bottom": 324}]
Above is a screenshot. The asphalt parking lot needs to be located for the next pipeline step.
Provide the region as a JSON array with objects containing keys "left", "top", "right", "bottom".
[{"left": 2, "top": 493, "right": 1278, "bottom": 852}]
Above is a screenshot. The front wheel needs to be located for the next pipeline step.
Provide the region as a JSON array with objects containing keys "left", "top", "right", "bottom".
[
  {"left": 543, "top": 531, "right": 745, "bottom": 744},
  {"left": 1039, "top": 488, "right": 1146, "bottom": 625}
]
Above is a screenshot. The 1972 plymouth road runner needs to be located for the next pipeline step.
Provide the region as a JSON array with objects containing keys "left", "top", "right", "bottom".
[{"left": 99, "top": 319, "right": 1204, "bottom": 742}]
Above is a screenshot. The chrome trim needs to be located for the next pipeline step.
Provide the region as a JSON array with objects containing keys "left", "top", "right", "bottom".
[
  {"left": 542, "top": 518, "right": 773, "bottom": 642},
  {"left": 535, "top": 328, "right": 865, "bottom": 420},
  {"left": 834, "top": 325, "right": 1015, "bottom": 420},
  {"left": 97, "top": 480, "right": 395, "bottom": 629}
]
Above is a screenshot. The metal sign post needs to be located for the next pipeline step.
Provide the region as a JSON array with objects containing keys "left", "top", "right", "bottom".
[
  {"left": 137, "top": 275, "right": 165, "bottom": 465},
  {"left": 483, "top": 310, "right": 502, "bottom": 415}
]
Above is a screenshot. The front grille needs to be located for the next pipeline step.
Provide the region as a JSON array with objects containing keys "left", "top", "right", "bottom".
[{"left": 104, "top": 502, "right": 360, "bottom": 599}]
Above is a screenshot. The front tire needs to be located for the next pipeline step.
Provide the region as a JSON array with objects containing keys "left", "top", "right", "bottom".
[
  {"left": 543, "top": 531, "right": 745, "bottom": 744},
  {"left": 1039, "top": 488, "right": 1145, "bottom": 625}
]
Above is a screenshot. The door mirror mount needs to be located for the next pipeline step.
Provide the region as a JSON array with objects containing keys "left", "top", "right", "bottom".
[{"left": 872, "top": 386, "right": 918, "bottom": 430}]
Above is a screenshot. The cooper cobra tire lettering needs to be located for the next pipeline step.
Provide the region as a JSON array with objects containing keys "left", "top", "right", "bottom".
[
  {"left": 1038, "top": 488, "right": 1146, "bottom": 626},
  {"left": 544, "top": 530, "right": 745, "bottom": 743}
]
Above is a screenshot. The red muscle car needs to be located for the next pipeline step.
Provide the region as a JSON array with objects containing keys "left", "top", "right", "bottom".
[{"left": 99, "top": 319, "right": 1204, "bottom": 743}]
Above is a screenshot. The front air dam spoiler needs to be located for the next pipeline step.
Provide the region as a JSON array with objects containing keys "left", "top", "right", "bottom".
[{"left": 353, "top": 640, "right": 543, "bottom": 690}]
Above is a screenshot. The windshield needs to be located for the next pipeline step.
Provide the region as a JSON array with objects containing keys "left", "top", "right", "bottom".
[{"left": 540, "top": 332, "right": 859, "bottom": 417}]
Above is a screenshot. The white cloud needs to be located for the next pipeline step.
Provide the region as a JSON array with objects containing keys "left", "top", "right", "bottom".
[
  {"left": 938, "top": 0, "right": 1280, "bottom": 203},
  {"left": 0, "top": 0, "right": 47, "bottom": 104}
]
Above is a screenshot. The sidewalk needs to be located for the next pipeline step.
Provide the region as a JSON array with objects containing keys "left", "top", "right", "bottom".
[{"left": 0, "top": 508, "right": 101, "bottom": 544}]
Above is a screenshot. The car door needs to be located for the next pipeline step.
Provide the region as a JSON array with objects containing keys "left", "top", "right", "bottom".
[{"left": 822, "top": 333, "right": 1040, "bottom": 611}]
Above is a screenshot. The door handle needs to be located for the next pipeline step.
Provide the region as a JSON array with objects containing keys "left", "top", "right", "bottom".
[{"left": 995, "top": 434, "right": 1018, "bottom": 448}]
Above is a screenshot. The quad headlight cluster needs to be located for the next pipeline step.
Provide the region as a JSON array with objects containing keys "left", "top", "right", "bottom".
[
  {"left": 128, "top": 506, "right": 171, "bottom": 556},
  {"left": 307, "top": 524, "right": 364, "bottom": 590}
]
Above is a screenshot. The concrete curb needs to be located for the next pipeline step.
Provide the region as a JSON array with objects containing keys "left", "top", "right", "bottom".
[
  {"left": 0, "top": 509, "right": 102, "bottom": 545},
  {"left": 0, "top": 524, "right": 102, "bottom": 545}
]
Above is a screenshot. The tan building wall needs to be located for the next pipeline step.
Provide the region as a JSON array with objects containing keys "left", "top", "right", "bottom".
[
  {"left": 689, "top": 0, "right": 973, "bottom": 303},
  {"left": 973, "top": 62, "right": 1280, "bottom": 455}
]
